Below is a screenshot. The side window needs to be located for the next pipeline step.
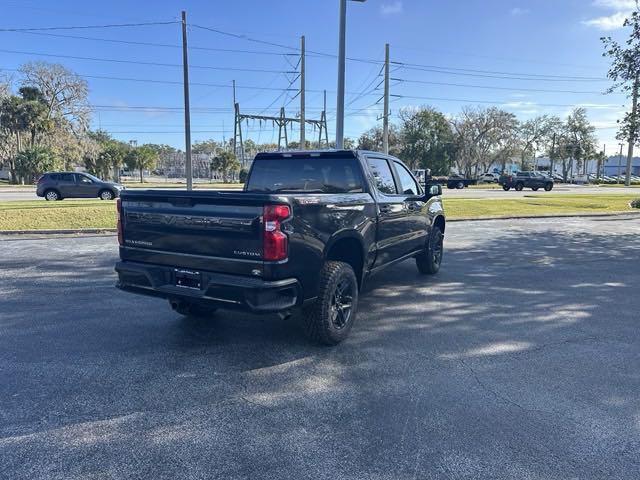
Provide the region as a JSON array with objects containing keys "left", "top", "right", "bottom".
[
  {"left": 366, "top": 158, "right": 397, "bottom": 195},
  {"left": 394, "top": 161, "right": 420, "bottom": 195},
  {"left": 61, "top": 173, "right": 76, "bottom": 182},
  {"left": 78, "top": 174, "right": 93, "bottom": 184}
]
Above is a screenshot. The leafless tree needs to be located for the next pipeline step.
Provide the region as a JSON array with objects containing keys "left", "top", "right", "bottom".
[
  {"left": 19, "top": 61, "right": 90, "bottom": 132},
  {"left": 452, "top": 106, "right": 519, "bottom": 176}
]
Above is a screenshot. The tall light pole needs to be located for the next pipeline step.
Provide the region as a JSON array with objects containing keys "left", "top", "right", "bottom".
[{"left": 336, "top": 0, "right": 366, "bottom": 149}]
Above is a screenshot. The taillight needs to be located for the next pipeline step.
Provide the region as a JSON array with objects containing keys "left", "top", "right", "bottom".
[
  {"left": 263, "top": 204, "right": 290, "bottom": 261},
  {"left": 116, "top": 198, "right": 123, "bottom": 246}
]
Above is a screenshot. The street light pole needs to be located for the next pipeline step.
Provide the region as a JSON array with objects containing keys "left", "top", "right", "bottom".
[{"left": 335, "top": 0, "right": 366, "bottom": 150}]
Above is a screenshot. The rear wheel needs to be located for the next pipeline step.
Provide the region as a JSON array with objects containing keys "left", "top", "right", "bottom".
[
  {"left": 44, "top": 189, "right": 60, "bottom": 201},
  {"left": 416, "top": 225, "right": 444, "bottom": 275},
  {"left": 502, "top": 185, "right": 511, "bottom": 191},
  {"left": 303, "top": 261, "right": 358, "bottom": 345},
  {"left": 531, "top": 187, "right": 539, "bottom": 191},
  {"left": 456, "top": 181, "right": 465, "bottom": 189},
  {"left": 515, "top": 183, "right": 524, "bottom": 191}
]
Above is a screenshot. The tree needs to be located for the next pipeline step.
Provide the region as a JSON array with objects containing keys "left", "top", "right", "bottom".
[
  {"left": 553, "top": 109, "right": 597, "bottom": 182},
  {"left": 84, "top": 131, "right": 128, "bottom": 180},
  {"left": 519, "top": 115, "right": 554, "bottom": 170},
  {"left": 20, "top": 62, "right": 89, "bottom": 132},
  {"left": 124, "top": 145, "right": 159, "bottom": 183},
  {"left": 0, "top": 88, "right": 50, "bottom": 182},
  {"left": 357, "top": 125, "right": 401, "bottom": 157},
  {"left": 398, "top": 107, "right": 454, "bottom": 174},
  {"left": 210, "top": 151, "right": 240, "bottom": 183},
  {"left": 601, "top": 5, "right": 640, "bottom": 186},
  {"left": 14, "top": 146, "right": 59, "bottom": 184},
  {"left": 452, "top": 107, "right": 519, "bottom": 177},
  {"left": 193, "top": 139, "right": 222, "bottom": 155}
]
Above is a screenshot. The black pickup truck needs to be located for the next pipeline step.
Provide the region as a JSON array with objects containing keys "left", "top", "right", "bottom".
[
  {"left": 115, "top": 150, "right": 445, "bottom": 344},
  {"left": 499, "top": 171, "right": 554, "bottom": 191}
]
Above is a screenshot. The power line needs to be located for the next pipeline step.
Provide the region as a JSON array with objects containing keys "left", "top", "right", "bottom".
[
  {"left": 0, "top": 21, "right": 178, "bottom": 32},
  {"left": 5, "top": 31, "right": 299, "bottom": 56},
  {"left": 0, "top": 49, "right": 295, "bottom": 74},
  {"left": 395, "top": 64, "right": 608, "bottom": 83},
  {"left": 393, "top": 78, "right": 613, "bottom": 95},
  {"left": 189, "top": 23, "right": 299, "bottom": 52}
]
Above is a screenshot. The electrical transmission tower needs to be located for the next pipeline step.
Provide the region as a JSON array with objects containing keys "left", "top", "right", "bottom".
[{"left": 232, "top": 36, "right": 329, "bottom": 166}]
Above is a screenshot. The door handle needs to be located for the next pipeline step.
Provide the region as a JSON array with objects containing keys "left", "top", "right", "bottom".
[
  {"left": 405, "top": 202, "right": 421, "bottom": 211},
  {"left": 379, "top": 205, "right": 393, "bottom": 214}
]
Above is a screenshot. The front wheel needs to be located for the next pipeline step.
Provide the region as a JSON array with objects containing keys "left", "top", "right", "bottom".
[
  {"left": 99, "top": 189, "right": 114, "bottom": 200},
  {"left": 456, "top": 181, "right": 465, "bottom": 189},
  {"left": 502, "top": 185, "right": 511, "bottom": 191},
  {"left": 303, "top": 261, "right": 358, "bottom": 345},
  {"left": 544, "top": 183, "right": 553, "bottom": 191},
  {"left": 416, "top": 225, "right": 444, "bottom": 275}
]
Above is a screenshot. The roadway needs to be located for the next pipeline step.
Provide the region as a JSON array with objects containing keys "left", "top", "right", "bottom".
[
  {"left": 2, "top": 216, "right": 639, "bottom": 479},
  {"left": 1, "top": 183, "right": 638, "bottom": 201}
]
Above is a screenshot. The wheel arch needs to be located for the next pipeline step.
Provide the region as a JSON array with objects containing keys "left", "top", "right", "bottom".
[
  {"left": 323, "top": 231, "right": 366, "bottom": 288},
  {"left": 433, "top": 214, "right": 446, "bottom": 234}
]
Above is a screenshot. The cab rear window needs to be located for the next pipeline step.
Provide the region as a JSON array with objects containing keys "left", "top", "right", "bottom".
[{"left": 246, "top": 157, "right": 365, "bottom": 193}]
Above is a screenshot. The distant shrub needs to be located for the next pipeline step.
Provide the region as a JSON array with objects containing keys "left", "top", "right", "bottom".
[{"left": 631, "top": 198, "right": 640, "bottom": 209}]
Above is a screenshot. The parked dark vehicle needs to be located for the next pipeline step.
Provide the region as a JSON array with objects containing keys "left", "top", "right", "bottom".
[
  {"left": 443, "top": 173, "right": 477, "bottom": 189},
  {"left": 499, "top": 171, "right": 554, "bottom": 191},
  {"left": 412, "top": 169, "right": 476, "bottom": 189},
  {"left": 37, "top": 172, "right": 124, "bottom": 201},
  {"left": 115, "top": 150, "right": 446, "bottom": 345}
]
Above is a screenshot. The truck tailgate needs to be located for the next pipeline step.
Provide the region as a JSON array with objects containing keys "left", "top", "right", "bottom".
[{"left": 119, "top": 190, "right": 274, "bottom": 275}]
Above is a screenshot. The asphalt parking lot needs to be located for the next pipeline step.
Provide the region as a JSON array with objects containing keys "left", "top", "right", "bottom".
[{"left": 1, "top": 216, "right": 639, "bottom": 479}]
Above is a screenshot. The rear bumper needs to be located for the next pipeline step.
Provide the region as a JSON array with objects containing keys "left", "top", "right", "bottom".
[{"left": 115, "top": 261, "right": 301, "bottom": 313}]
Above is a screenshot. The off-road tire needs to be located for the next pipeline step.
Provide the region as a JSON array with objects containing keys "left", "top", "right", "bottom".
[
  {"left": 303, "top": 261, "right": 358, "bottom": 345},
  {"left": 416, "top": 225, "right": 444, "bottom": 275}
]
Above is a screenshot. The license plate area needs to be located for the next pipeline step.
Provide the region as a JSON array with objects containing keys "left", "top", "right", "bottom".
[{"left": 174, "top": 269, "right": 202, "bottom": 290}]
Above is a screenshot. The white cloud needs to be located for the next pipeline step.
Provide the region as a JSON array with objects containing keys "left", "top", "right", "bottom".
[
  {"left": 583, "top": 11, "right": 630, "bottom": 30},
  {"left": 380, "top": 1, "right": 403, "bottom": 15},
  {"left": 510, "top": 7, "right": 530, "bottom": 16},
  {"left": 583, "top": 0, "right": 636, "bottom": 30}
]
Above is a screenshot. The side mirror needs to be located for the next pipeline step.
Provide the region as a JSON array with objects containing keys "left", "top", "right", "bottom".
[{"left": 426, "top": 184, "right": 442, "bottom": 198}]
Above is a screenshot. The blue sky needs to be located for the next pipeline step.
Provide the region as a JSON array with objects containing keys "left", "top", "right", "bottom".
[{"left": 0, "top": 0, "right": 635, "bottom": 151}]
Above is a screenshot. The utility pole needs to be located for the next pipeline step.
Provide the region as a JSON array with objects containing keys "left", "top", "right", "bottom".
[
  {"left": 232, "top": 80, "right": 236, "bottom": 157},
  {"left": 181, "top": 11, "right": 192, "bottom": 190},
  {"left": 300, "top": 35, "right": 306, "bottom": 149},
  {"left": 383, "top": 43, "right": 390, "bottom": 154},
  {"left": 625, "top": 74, "right": 639, "bottom": 187},
  {"left": 335, "top": 0, "right": 366, "bottom": 149},
  {"left": 336, "top": 0, "right": 347, "bottom": 149}
]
